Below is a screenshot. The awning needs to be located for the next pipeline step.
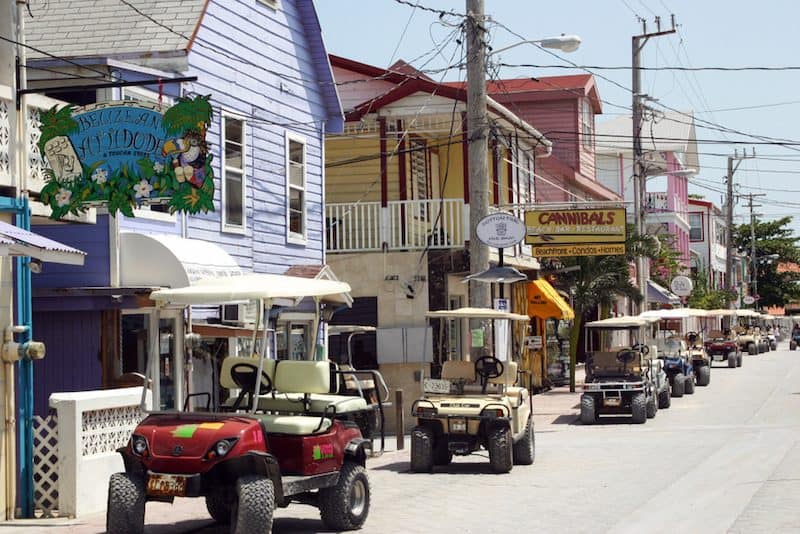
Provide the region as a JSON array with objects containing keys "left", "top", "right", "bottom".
[
  {"left": 526, "top": 279, "right": 574, "bottom": 320},
  {"left": 0, "top": 220, "right": 85, "bottom": 265},
  {"left": 647, "top": 280, "right": 681, "bottom": 305},
  {"left": 120, "top": 232, "right": 242, "bottom": 288}
]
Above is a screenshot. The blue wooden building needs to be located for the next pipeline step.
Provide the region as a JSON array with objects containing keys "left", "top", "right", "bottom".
[{"left": 23, "top": 0, "right": 343, "bottom": 413}]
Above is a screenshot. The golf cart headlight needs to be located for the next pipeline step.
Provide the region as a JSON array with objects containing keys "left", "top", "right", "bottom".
[
  {"left": 131, "top": 435, "right": 148, "bottom": 456},
  {"left": 214, "top": 439, "right": 237, "bottom": 458}
]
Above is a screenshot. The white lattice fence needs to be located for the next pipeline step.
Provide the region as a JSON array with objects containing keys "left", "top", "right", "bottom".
[
  {"left": 82, "top": 406, "right": 144, "bottom": 457},
  {"left": 33, "top": 414, "right": 59, "bottom": 518}
]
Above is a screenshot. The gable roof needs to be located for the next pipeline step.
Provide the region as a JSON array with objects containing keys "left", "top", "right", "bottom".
[{"left": 26, "top": 0, "right": 207, "bottom": 59}]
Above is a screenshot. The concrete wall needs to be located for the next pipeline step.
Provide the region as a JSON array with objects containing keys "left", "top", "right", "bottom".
[{"left": 379, "top": 362, "right": 429, "bottom": 434}]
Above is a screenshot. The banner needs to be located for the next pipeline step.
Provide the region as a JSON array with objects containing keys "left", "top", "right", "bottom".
[
  {"left": 524, "top": 208, "right": 626, "bottom": 245},
  {"left": 530, "top": 243, "right": 625, "bottom": 257},
  {"left": 38, "top": 96, "right": 215, "bottom": 219}
]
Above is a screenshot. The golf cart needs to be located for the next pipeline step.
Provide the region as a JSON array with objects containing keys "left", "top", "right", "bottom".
[
  {"left": 734, "top": 309, "right": 766, "bottom": 355},
  {"left": 107, "top": 274, "right": 373, "bottom": 534},
  {"left": 760, "top": 314, "right": 778, "bottom": 350},
  {"left": 581, "top": 316, "right": 669, "bottom": 424},
  {"left": 704, "top": 309, "right": 742, "bottom": 367},
  {"left": 410, "top": 308, "right": 534, "bottom": 474}
]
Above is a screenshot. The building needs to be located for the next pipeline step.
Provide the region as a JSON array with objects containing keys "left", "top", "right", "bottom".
[{"left": 688, "top": 198, "right": 727, "bottom": 289}]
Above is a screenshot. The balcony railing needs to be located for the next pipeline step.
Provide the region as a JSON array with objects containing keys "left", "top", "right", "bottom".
[{"left": 326, "top": 198, "right": 468, "bottom": 252}]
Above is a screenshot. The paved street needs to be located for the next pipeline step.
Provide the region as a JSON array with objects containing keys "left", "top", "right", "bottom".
[{"left": 3, "top": 345, "right": 800, "bottom": 533}]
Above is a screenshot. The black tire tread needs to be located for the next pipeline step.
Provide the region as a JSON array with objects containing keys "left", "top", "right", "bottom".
[
  {"left": 488, "top": 426, "right": 513, "bottom": 473},
  {"left": 232, "top": 475, "right": 274, "bottom": 534},
  {"left": 658, "top": 387, "right": 671, "bottom": 409},
  {"left": 580, "top": 394, "right": 596, "bottom": 425},
  {"left": 205, "top": 491, "right": 232, "bottom": 524},
  {"left": 410, "top": 425, "right": 434, "bottom": 473},
  {"left": 697, "top": 365, "right": 711, "bottom": 386},
  {"left": 646, "top": 395, "right": 657, "bottom": 418},
  {"left": 319, "top": 462, "right": 371, "bottom": 531},
  {"left": 631, "top": 392, "right": 647, "bottom": 424},
  {"left": 106, "top": 472, "right": 145, "bottom": 534},
  {"left": 672, "top": 374, "right": 685, "bottom": 397},
  {"left": 512, "top": 416, "right": 535, "bottom": 465}
]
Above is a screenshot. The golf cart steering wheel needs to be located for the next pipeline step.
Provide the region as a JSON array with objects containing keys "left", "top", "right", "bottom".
[
  {"left": 616, "top": 349, "right": 638, "bottom": 365},
  {"left": 474, "top": 356, "right": 504, "bottom": 380},
  {"left": 631, "top": 343, "right": 650, "bottom": 355},
  {"left": 686, "top": 331, "right": 699, "bottom": 345},
  {"left": 230, "top": 363, "right": 273, "bottom": 395}
]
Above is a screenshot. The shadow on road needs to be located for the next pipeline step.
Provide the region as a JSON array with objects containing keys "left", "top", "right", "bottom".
[{"left": 372, "top": 455, "right": 511, "bottom": 476}]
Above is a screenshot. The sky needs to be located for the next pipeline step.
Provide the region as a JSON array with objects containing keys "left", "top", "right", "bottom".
[{"left": 316, "top": 0, "right": 800, "bottom": 235}]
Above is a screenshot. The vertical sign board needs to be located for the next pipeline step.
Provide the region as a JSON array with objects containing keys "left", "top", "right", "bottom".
[
  {"left": 37, "top": 96, "right": 215, "bottom": 219},
  {"left": 524, "top": 208, "right": 627, "bottom": 257}
]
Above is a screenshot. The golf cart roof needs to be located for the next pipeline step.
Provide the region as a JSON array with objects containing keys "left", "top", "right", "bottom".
[
  {"left": 585, "top": 315, "right": 660, "bottom": 328},
  {"left": 707, "top": 308, "right": 736, "bottom": 317},
  {"left": 733, "top": 309, "right": 761, "bottom": 317},
  {"left": 640, "top": 308, "right": 712, "bottom": 319},
  {"left": 328, "top": 325, "right": 377, "bottom": 335},
  {"left": 425, "top": 307, "right": 530, "bottom": 321},
  {"left": 150, "top": 273, "right": 352, "bottom": 306}
]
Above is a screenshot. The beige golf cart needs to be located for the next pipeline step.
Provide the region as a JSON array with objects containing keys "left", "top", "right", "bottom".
[{"left": 410, "top": 308, "right": 533, "bottom": 474}]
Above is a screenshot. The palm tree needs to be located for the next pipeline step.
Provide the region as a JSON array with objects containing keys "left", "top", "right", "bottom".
[{"left": 556, "top": 226, "right": 658, "bottom": 392}]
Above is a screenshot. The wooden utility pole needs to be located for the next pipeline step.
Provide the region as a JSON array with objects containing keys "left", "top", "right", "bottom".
[
  {"left": 744, "top": 193, "right": 765, "bottom": 305},
  {"left": 724, "top": 149, "right": 755, "bottom": 312},
  {"left": 465, "top": 0, "right": 490, "bottom": 309},
  {"left": 632, "top": 15, "right": 675, "bottom": 311}
]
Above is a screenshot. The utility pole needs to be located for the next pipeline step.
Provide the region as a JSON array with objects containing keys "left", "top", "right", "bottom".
[
  {"left": 724, "top": 149, "right": 755, "bottom": 311},
  {"left": 632, "top": 15, "right": 675, "bottom": 311},
  {"left": 745, "top": 193, "right": 765, "bottom": 307},
  {"left": 465, "top": 0, "right": 490, "bottom": 309}
]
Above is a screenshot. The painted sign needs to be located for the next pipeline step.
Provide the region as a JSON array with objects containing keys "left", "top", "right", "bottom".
[
  {"left": 38, "top": 96, "right": 215, "bottom": 219},
  {"left": 476, "top": 213, "right": 526, "bottom": 248},
  {"left": 743, "top": 295, "right": 756, "bottom": 305},
  {"left": 670, "top": 275, "right": 693, "bottom": 297},
  {"left": 524, "top": 208, "right": 626, "bottom": 245},
  {"left": 530, "top": 243, "right": 625, "bottom": 257}
]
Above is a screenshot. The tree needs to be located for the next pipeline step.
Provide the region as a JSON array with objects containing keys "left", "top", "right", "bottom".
[
  {"left": 731, "top": 216, "right": 800, "bottom": 308},
  {"left": 553, "top": 225, "right": 658, "bottom": 392},
  {"left": 687, "top": 266, "right": 736, "bottom": 309}
]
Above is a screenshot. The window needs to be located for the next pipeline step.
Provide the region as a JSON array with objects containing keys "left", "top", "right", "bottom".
[
  {"left": 286, "top": 133, "right": 306, "bottom": 242},
  {"left": 222, "top": 115, "right": 246, "bottom": 232},
  {"left": 689, "top": 212, "right": 703, "bottom": 241},
  {"left": 581, "top": 98, "right": 594, "bottom": 149},
  {"left": 409, "top": 138, "right": 429, "bottom": 200}
]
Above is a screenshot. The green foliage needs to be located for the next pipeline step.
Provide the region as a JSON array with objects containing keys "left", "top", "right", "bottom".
[
  {"left": 731, "top": 216, "right": 800, "bottom": 307},
  {"left": 162, "top": 95, "right": 213, "bottom": 136},
  {"left": 37, "top": 105, "right": 79, "bottom": 156},
  {"left": 687, "top": 267, "right": 736, "bottom": 309},
  {"left": 649, "top": 232, "right": 686, "bottom": 288}
]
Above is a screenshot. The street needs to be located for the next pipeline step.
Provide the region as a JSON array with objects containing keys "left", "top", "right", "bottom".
[{"left": 5, "top": 345, "right": 800, "bottom": 534}]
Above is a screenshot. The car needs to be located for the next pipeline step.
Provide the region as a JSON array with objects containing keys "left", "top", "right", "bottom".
[
  {"left": 409, "top": 308, "right": 534, "bottom": 474},
  {"left": 581, "top": 316, "right": 668, "bottom": 424},
  {"left": 106, "top": 275, "right": 373, "bottom": 534}
]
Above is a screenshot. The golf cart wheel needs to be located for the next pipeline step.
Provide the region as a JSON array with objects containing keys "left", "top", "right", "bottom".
[
  {"left": 106, "top": 472, "right": 145, "bottom": 534},
  {"left": 791, "top": 341, "right": 797, "bottom": 351},
  {"left": 697, "top": 365, "right": 711, "bottom": 387},
  {"left": 728, "top": 352, "right": 737, "bottom": 368},
  {"left": 737, "top": 352, "right": 743, "bottom": 367},
  {"left": 684, "top": 375, "right": 695, "bottom": 395},
  {"left": 488, "top": 425, "right": 513, "bottom": 473},
  {"left": 319, "top": 461, "right": 371, "bottom": 531},
  {"left": 580, "top": 394, "right": 596, "bottom": 425},
  {"left": 631, "top": 392, "right": 647, "bottom": 424},
  {"left": 433, "top": 439, "right": 453, "bottom": 466},
  {"left": 646, "top": 394, "right": 657, "bottom": 419},
  {"left": 512, "top": 415, "right": 535, "bottom": 465},
  {"left": 206, "top": 490, "right": 232, "bottom": 524},
  {"left": 410, "top": 425, "right": 434, "bottom": 473},
  {"left": 748, "top": 343, "right": 757, "bottom": 355},
  {"left": 231, "top": 475, "right": 274, "bottom": 534},
  {"left": 657, "top": 386, "right": 671, "bottom": 409},
  {"left": 671, "top": 374, "right": 685, "bottom": 398}
]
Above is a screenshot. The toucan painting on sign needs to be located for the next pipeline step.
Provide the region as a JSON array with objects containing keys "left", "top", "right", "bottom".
[{"left": 38, "top": 95, "right": 215, "bottom": 219}]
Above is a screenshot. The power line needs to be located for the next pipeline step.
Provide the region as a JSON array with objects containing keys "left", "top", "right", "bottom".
[{"left": 497, "top": 62, "right": 800, "bottom": 72}]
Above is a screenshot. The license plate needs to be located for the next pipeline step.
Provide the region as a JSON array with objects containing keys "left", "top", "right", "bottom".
[
  {"left": 604, "top": 397, "right": 621, "bottom": 407},
  {"left": 423, "top": 378, "right": 452, "bottom": 394},
  {"left": 450, "top": 418, "right": 467, "bottom": 433},
  {"left": 147, "top": 474, "right": 187, "bottom": 497}
]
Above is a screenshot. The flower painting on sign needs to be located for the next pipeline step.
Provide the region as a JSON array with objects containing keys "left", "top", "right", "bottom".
[{"left": 38, "top": 96, "right": 215, "bottom": 219}]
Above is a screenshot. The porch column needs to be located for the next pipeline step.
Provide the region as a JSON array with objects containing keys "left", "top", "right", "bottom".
[{"left": 379, "top": 117, "right": 389, "bottom": 247}]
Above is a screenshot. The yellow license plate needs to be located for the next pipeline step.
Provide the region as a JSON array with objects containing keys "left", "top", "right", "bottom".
[
  {"left": 450, "top": 418, "right": 467, "bottom": 433},
  {"left": 603, "top": 397, "right": 621, "bottom": 407},
  {"left": 147, "top": 474, "right": 187, "bottom": 497}
]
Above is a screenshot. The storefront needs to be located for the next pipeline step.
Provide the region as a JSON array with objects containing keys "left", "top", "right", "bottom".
[{"left": 526, "top": 279, "right": 575, "bottom": 388}]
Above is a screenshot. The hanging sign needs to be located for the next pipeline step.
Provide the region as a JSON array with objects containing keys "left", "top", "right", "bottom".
[
  {"left": 524, "top": 208, "right": 626, "bottom": 245},
  {"left": 38, "top": 96, "right": 215, "bottom": 219},
  {"left": 531, "top": 243, "right": 625, "bottom": 257},
  {"left": 670, "top": 275, "right": 693, "bottom": 297},
  {"left": 476, "top": 213, "right": 526, "bottom": 248}
]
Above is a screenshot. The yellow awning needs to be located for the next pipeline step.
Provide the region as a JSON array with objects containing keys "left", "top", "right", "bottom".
[{"left": 527, "top": 279, "right": 574, "bottom": 320}]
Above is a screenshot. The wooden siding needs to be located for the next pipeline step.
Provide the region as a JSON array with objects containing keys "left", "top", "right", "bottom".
[
  {"left": 33, "top": 310, "right": 102, "bottom": 416},
  {"left": 326, "top": 136, "right": 399, "bottom": 203},
  {"left": 506, "top": 99, "right": 578, "bottom": 168},
  {"left": 182, "top": 0, "right": 329, "bottom": 273},
  {"left": 331, "top": 66, "right": 396, "bottom": 113},
  {"left": 31, "top": 215, "right": 110, "bottom": 288}
]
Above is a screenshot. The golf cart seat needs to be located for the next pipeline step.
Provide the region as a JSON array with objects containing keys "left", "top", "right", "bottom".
[
  {"left": 488, "top": 362, "right": 528, "bottom": 407},
  {"left": 257, "top": 413, "right": 332, "bottom": 435},
  {"left": 338, "top": 364, "right": 376, "bottom": 390},
  {"left": 441, "top": 360, "right": 477, "bottom": 383},
  {"left": 259, "top": 360, "right": 370, "bottom": 415},
  {"left": 219, "top": 356, "right": 277, "bottom": 410}
]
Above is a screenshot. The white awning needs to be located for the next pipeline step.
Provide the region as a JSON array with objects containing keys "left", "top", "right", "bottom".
[
  {"left": 120, "top": 233, "right": 242, "bottom": 288},
  {"left": 0, "top": 221, "right": 85, "bottom": 265}
]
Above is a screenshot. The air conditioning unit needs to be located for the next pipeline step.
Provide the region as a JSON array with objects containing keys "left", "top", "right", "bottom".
[{"left": 220, "top": 302, "right": 258, "bottom": 325}]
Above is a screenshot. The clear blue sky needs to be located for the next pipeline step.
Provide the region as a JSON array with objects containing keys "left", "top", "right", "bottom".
[{"left": 316, "top": 0, "right": 800, "bottom": 234}]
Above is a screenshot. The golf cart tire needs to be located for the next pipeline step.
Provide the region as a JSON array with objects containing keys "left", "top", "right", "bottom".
[
  {"left": 232, "top": 475, "right": 274, "bottom": 534},
  {"left": 580, "top": 394, "right": 597, "bottom": 425},
  {"left": 646, "top": 395, "right": 657, "bottom": 419},
  {"left": 106, "top": 472, "right": 145, "bottom": 534},
  {"left": 737, "top": 352, "right": 743, "bottom": 367},
  {"left": 791, "top": 341, "right": 797, "bottom": 351},
  {"left": 748, "top": 343, "right": 757, "bottom": 355},
  {"left": 488, "top": 426, "right": 513, "bottom": 473},
  {"left": 319, "top": 461, "right": 370, "bottom": 531},
  {"left": 512, "top": 416, "right": 535, "bottom": 465},
  {"left": 657, "top": 386, "right": 671, "bottom": 409},
  {"left": 728, "top": 352, "right": 737, "bottom": 368},
  {"left": 410, "top": 425, "right": 434, "bottom": 473},
  {"left": 697, "top": 365, "right": 711, "bottom": 387},
  {"left": 684, "top": 375, "right": 695, "bottom": 395},
  {"left": 671, "top": 374, "right": 685, "bottom": 398},
  {"left": 206, "top": 490, "right": 232, "bottom": 524},
  {"left": 771, "top": 342, "right": 777, "bottom": 350},
  {"left": 631, "top": 392, "right": 647, "bottom": 424},
  {"left": 433, "top": 439, "right": 453, "bottom": 466}
]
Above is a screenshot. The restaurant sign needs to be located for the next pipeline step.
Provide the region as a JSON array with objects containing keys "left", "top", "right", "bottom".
[
  {"left": 524, "top": 208, "right": 626, "bottom": 245},
  {"left": 38, "top": 96, "right": 215, "bottom": 219},
  {"left": 530, "top": 243, "right": 626, "bottom": 258}
]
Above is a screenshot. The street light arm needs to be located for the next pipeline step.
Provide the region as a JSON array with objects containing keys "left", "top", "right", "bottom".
[{"left": 488, "top": 34, "right": 582, "bottom": 56}]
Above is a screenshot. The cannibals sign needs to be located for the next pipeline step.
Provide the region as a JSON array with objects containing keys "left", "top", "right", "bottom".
[{"left": 524, "top": 208, "right": 627, "bottom": 257}]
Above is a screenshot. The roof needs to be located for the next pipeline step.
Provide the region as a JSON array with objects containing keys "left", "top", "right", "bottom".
[
  {"left": 26, "top": 0, "right": 207, "bottom": 59},
  {"left": 0, "top": 221, "right": 85, "bottom": 265},
  {"left": 426, "top": 308, "right": 529, "bottom": 321},
  {"left": 585, "top": 315, "right": 660, "bottom": 328},
  {"left": 595, "top": 110, "right": 700, "bottom": 172},
  {"left": 465, "top": 74, "right": 602, "bottom": 113}
]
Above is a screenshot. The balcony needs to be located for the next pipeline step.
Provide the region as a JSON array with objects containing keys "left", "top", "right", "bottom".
[{"left": 645, "top": 191, "right": 688, "bottom": 229}]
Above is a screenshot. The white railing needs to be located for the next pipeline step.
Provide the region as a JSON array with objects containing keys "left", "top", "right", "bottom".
[
  {"left": 327, "top": 198, "right": 467, "bottom": 252},
  {"left": 0, "top": 85, "right": 12, "bottom": 187},
  {"left": 48, "top": 387, "right": 150, "bottom": 518},
  {"left": 645, "top": 192, "right": 669, "bottom": 212}
]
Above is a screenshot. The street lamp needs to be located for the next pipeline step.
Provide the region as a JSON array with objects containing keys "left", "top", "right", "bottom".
[{"left": 489, "top": 34, "right": 583, "bottom": 56}]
